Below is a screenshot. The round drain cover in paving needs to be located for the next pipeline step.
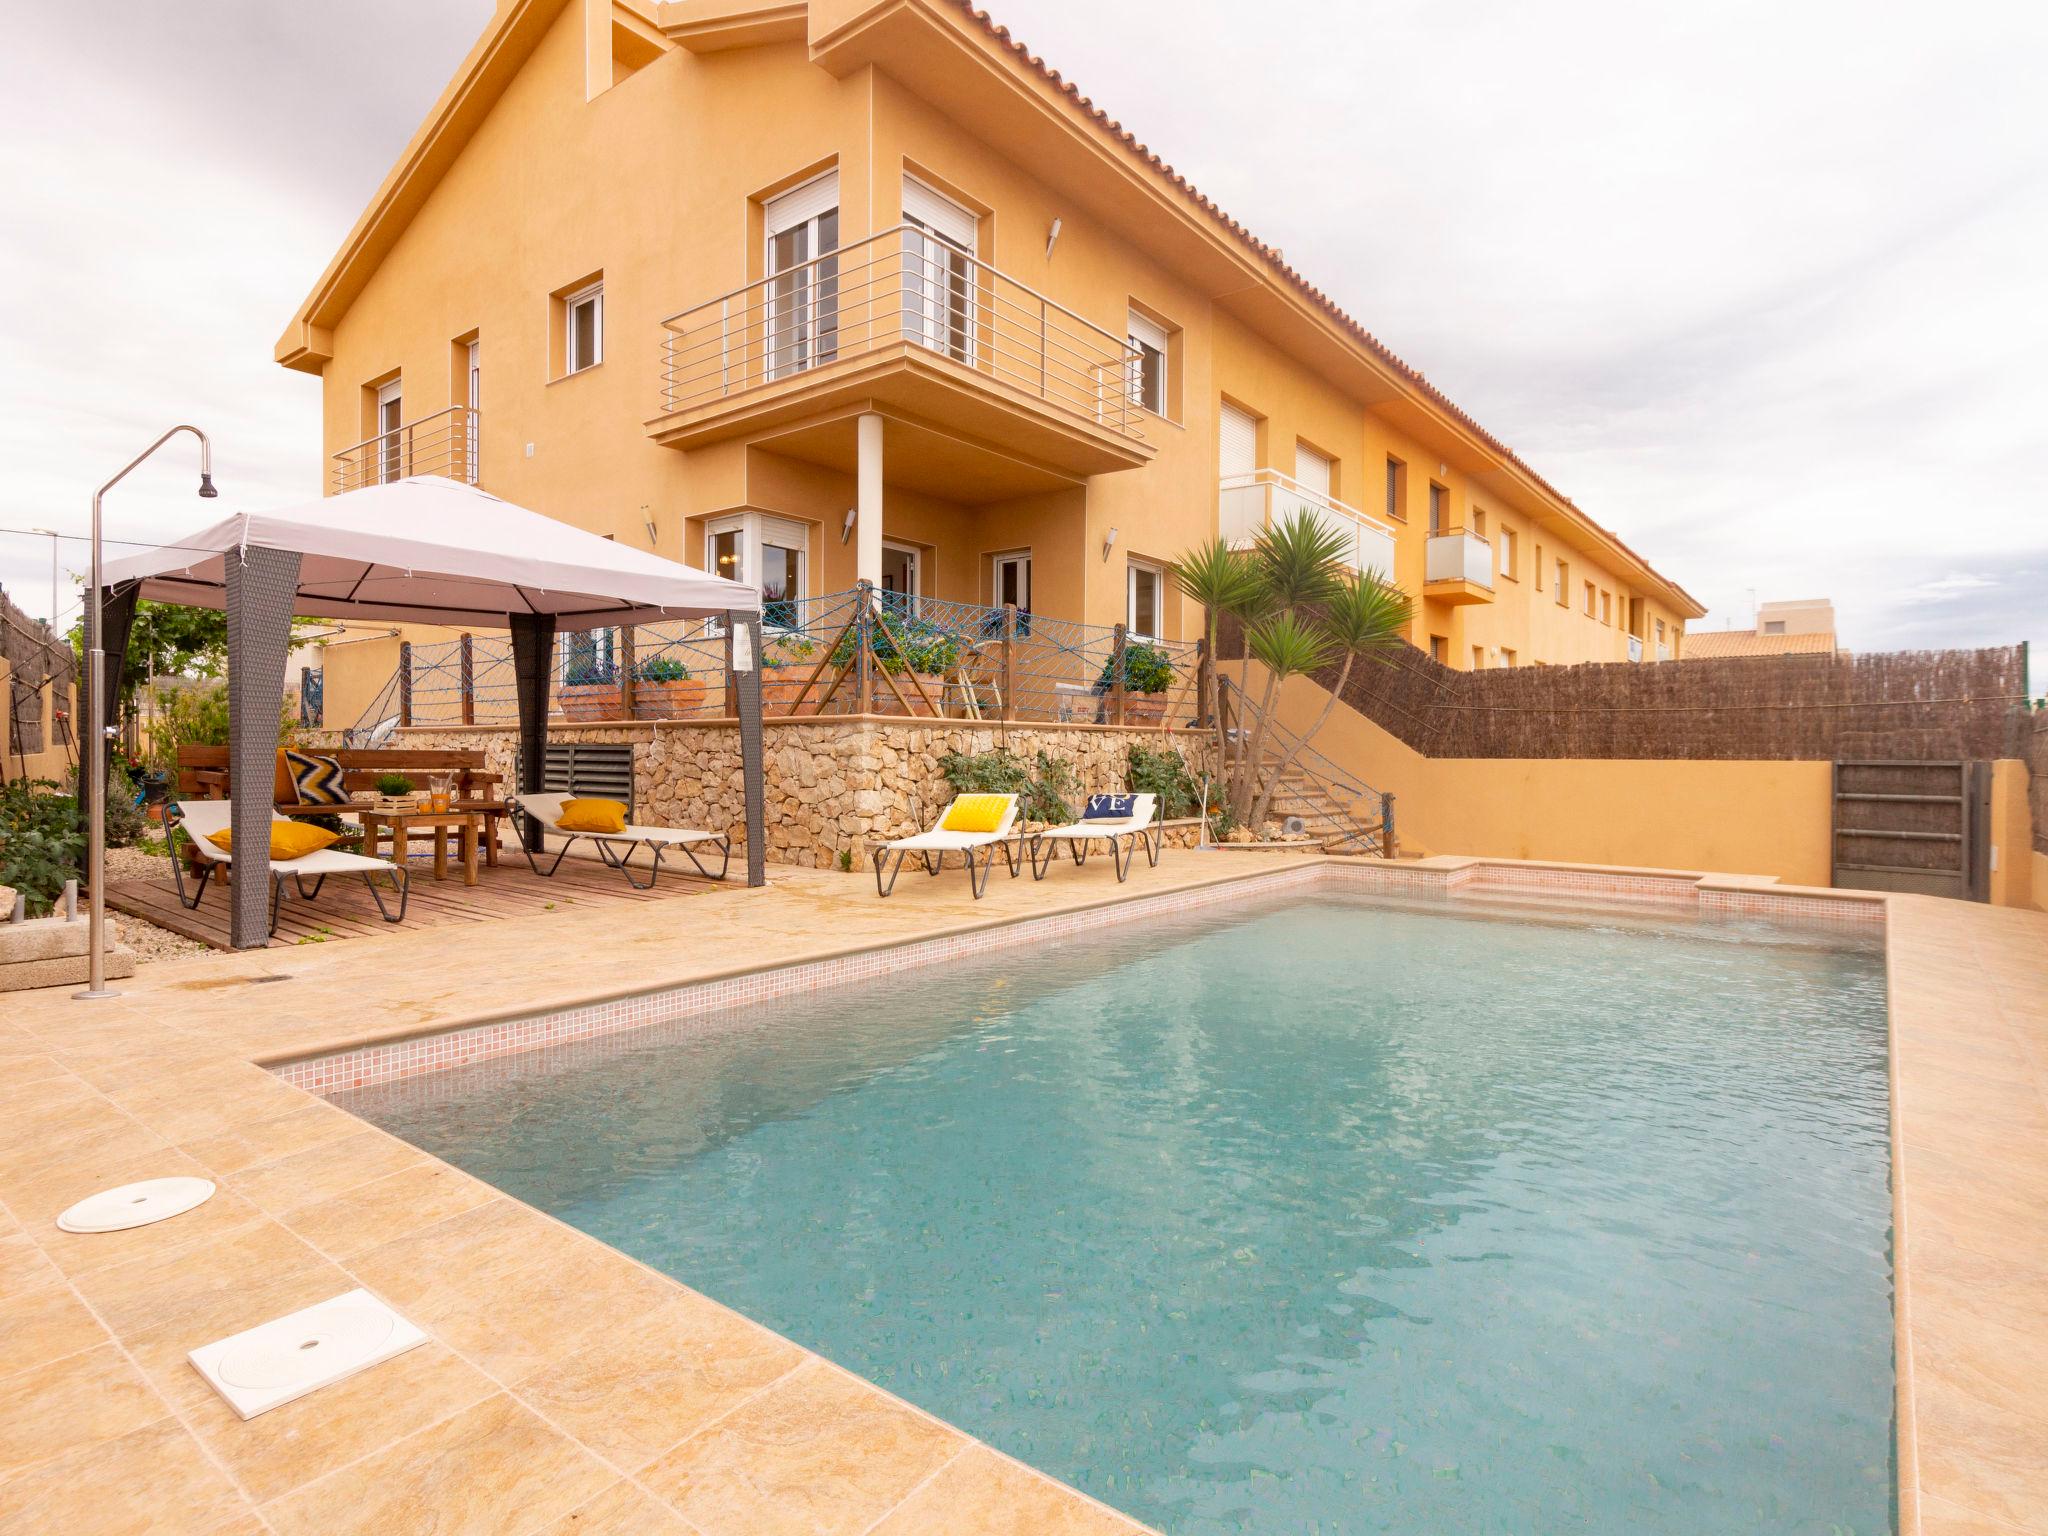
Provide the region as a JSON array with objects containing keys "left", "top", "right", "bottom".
[
  {"left": 57, "top": 1176, "right": 216, "bottom": 1234},
  {"left": 217, "top": 1297, "right": 397, "bottom": 1392}
]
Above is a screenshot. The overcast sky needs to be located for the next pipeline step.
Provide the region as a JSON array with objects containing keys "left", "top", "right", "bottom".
[{"left": 2, "top": 1, "right": 2042, "bottom": 682}]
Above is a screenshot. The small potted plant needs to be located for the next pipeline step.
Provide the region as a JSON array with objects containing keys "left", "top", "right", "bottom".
[
  {"left": 631, "top": 654, "right": 707, "bottom": 719},
  {"left": 558, "top": 655, "right": 621, "bottom": 721},
  {"left": 760, "top": 636, "right": 820, "bottom": 716},
  {"left": 1096, "top": 641, "right": 1177, "bottom": 725},
  {"left": 371, "top": 773, "right": 418, "bottom": 813}
]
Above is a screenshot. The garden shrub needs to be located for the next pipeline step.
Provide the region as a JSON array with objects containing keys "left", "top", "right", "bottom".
[
  {"left": 937, "top": 746, "right": 1078, "bottom": 825},
  {"left": 0, "top": 779, "right": 84, "bottom": 916}
]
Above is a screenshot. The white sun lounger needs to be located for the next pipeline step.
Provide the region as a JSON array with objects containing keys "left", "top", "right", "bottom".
[
  {"left": 1029, "top": 793, "right": 1161, "bottom": 882},
  {"left": 872, "top": 794, "right": 1023, "bottom": 899},
  {"left": 167, "top": 799, "right": 409, "bottom": 936},
  {"left": 509, "top": 792, "right": 732, "bottom": 889}
]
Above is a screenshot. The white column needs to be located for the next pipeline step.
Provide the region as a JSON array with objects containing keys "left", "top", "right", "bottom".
[{"left": 856, "top": 411, "right": 883, "bottom": 590}]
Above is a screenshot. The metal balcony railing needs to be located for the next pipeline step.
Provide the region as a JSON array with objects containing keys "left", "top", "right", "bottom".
[
  {"left": 331, "top": 406, "right": 479, "bottom": 494},
  {"left": 1425, "top": 528, "right": 1494, "bottom": 588},
  {"left": 657, "top": 226, "right": 1145, "bottom": 438},
  {"left": 1628, "top": 635, "right": 1645, "bottom": 663},
  {"left": 1218, "top": 469, "right": 1398, "bottom": 579}
]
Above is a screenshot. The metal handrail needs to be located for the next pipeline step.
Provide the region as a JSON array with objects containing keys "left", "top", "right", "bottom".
[
  {"left": 331, "top": 406, "right": 478, "bottom": 493},
  {"left": 657, "top": 225, "right": 1144, "bottom": 435},
  {"left": 1425, "top": 524, "right": 1492, "bottom": 547},
  {"left": 1218, "top": 673, "right": 1390, "bottom": 854}
]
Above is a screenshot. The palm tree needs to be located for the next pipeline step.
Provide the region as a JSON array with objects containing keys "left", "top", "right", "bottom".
[
  {"left": 1174, "top": 508, "right": 1411, "bottom": 830},
  {"left": 1246, "top": 569, "right": 1411, "bottom": 829}
]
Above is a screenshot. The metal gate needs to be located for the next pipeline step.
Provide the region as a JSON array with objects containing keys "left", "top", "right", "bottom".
[{"left": 1831, "top": 760, "right": 1991, "bottom": 901}]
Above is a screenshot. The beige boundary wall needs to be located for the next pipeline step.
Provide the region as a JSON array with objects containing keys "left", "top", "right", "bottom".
[
  {"left": 303, "top": 717, "right": 1216, "bottom": 870},
  {"left": 1267, "top": 672, "right": 2037, "bottom": 908}
]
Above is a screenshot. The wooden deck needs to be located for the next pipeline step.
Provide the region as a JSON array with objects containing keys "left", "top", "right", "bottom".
[{"left": 107, "top": 849, "right": 727, "bottom": 949}]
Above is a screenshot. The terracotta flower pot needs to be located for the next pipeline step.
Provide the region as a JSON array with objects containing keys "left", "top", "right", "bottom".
[
  {"left": 760, "top": 673, "right": 820, "bottom": 716},
  {"left": 872, "top": 671, "right": 948, "bottom": 717},
  {"left": 1121, "top": 692, "right": 1168, "bottom": 727},
  {"left": 558, "top": 682, "right": 622, "bottom": 721},
  {"left": 631, "top": 677, "right": 709, "bottom": 719}
]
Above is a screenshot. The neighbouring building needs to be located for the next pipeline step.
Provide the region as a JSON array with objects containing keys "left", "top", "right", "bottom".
[
  {"left": 1682, "top": 599, "right": 1838, "bottom": 661},
  {"left": 276, "top": 0, "right": 1703, "bottom": 672}
]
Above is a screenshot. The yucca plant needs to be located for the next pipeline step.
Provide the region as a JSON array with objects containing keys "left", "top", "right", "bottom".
[{"left": 1175, "top": 508, "right": 1411, "bottom": 828}]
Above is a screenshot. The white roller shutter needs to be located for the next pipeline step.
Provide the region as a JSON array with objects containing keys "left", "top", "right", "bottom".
[
  {"left": 1218, "top": 401, "right": 1258, "bottom": 477},
  {"left": 902, "top": 177, "right": 977, "bottom": 251},
  {"left": 1127, "top": 309, "right": 1168, "bottom": 357},
  {"left": 1295, "top": 444, "right": 1332, "bottom": 499},
  {"left": 765, "top": 170, "right": 839, "bottom": 237}
]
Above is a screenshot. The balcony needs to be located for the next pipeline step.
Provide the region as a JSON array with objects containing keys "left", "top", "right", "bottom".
[
  {"left": 1219, "top": 470, "right": 1397, "bottom": 580},
  {"left": 1628, "top": 635, "right": 1645, "bottom": 663},
  {"left": 1423, "top": 529, "right": 1493, "bottom": 604},
  {"left": 649, "top": 226, "right": 1153, "bottom": 489},
  {"left": 332, "top": 407, "right": 477, "bottom": 495}
]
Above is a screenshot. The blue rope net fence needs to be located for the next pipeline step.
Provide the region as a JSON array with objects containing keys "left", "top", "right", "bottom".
[{"left": 356, "top": 585, "right": 1206, "bottom": 733}]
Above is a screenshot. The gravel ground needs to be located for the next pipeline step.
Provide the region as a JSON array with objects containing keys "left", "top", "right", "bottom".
[{"left": 102, "top": 844, "right": 211, "bottom": 961}]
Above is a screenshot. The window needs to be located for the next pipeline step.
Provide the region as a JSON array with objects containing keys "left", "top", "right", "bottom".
[
  {"left": 1472, "top": 645, "right": 1486, "bottom": 671},
  {"left": 902, "top": 176, "right": 977, "bottom": 361},
  {"left": 1763, "top": 619, "right": 1786, "bottom": 634},
  {"left": 1428, "top": 483, "right": 1449, "bottom": 535},
  {"left": 1429, "top": 635, "right": 1449, "bottom": 665},
  {"left": 1470, "top": 508, "right": 1487, "bottom": 539},
  {"left": 765, "top": 171, "right": 840, "bottom": 378},
  {"left": 705, "top": 513, "right": 809, "bottom": 626},
  {"left": 1655, "top": 618, "right": 1667, "bottom": 642},
  {"left": 374, "top": 378, "right": 403, "bottom": 483},
  {"left": 1499, "top": 526, "right": 1518, "bottom": 580},
  {"left": 1127, "top": 561, "right": 1165, "bottom": 639},
  {"left": 1500, "top": 647, "right": 1518, "bottom": 667},
  {"left": 1583, "top": 581, "right": 1596, "bottom": 617},
  {"left": 1385, "top": 457, "right": 1407, "bottom": 521},
  {"left": 1127, "top": 309, "right": 1169, "bottom": 415},
  {"left": 565, "top": 282, "right": 603, "bottom": 374},
  {"left": 1600, "top": 590, "right": 1612, "bottom": 625},
  {"left": 1554, "top": 558, "right": 1569, "bottom": 606}
]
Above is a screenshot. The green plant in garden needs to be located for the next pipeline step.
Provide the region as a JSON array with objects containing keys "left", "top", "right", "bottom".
[
  {"left": 1125, "top": 743, "right": 1203, "bottom": 820},
  {"left": 836, "top": 847, "right": 853, "bottom": 872},
  {"left": 764, "top": 636, "right": 817, "bottom": 671},
  {"left": 0, "top": 779, "right": 84, "bottom": 915},
  {"left": 633, "top": 654, "right": 691, "bottom": 683},
  {"left": 937, "top": 746, "right": 1078, "bottom": 825},
  {"left": 829, "top": 614, "right": 964, "bottom": 677},
  {"left": 1095, "top": 641, "right": 1176, "bottom": 696},
  {"left": 373, "top": 773, "right": 415, "bottom": 798},
  {"left": 142, "top": 679, "right": 297, "bottom": 781}
]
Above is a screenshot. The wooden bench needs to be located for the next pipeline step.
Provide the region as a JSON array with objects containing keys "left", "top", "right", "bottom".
[{"left": 174, "top": 746, "right": 510, "bottom": 868}]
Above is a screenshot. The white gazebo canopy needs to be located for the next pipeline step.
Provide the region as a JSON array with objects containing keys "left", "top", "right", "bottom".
[{"left": 101, "top": 476, "right": 758, "bottom": 627}]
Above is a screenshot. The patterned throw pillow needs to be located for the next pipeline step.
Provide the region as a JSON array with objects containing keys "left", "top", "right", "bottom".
[
  {"left": 284, "top": 750, "right": 350, "bottom": 806},
  {"left": 1082, "top": 794, "right": 1137, "bottom": 821}
]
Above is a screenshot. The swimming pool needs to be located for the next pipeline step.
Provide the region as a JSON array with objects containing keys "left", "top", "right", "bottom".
[{"left": 342, "top": 892, "right": 1894, "bottom": 1535}]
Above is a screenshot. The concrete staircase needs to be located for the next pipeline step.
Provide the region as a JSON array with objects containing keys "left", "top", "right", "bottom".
[{"left": 0, "top": 891, "right": 138, "bottom": 991}]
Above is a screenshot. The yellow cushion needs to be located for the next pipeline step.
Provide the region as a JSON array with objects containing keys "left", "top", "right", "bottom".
[
  {"left": 556, "top": 798, "right": 629, "bottom": 834},
  {"left": 940, "top": 794, "right": 1010, "bottom": 834},
  {"left": 207, "top": 823, "right": 340, "bottom": 861}
]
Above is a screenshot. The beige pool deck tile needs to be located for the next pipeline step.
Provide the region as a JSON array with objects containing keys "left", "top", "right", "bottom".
[
  {"left": 0, "top": 1417, "right": 255, "bottom": 1535},
  {"left": 869, "top": 1443, "right": 1148, "bottom": 1535},
  {"left": 0, "top": 1342, "right": 166, "bottom": 1480},
  {"left": 281, "top": 1158, "right": 499, "bottom": 1260},
  {"left": 260, "top": 1392, "right": 617, "bottom": 1536},
  {"left": 515, "top": 1290, "right": 807, "bottom": 1471},
  {"left": 0, "top": 1279, "right": 109, "bottom": 1380},
  {"left": 641, "top": 1360, "right": 969, "bottom": 1536},
  {"left": 533, "top": 1479, "right": 698, "bottom": 1535},
  {"left": 0, "top": 857, "right": 2040, "bottom": 1535}
]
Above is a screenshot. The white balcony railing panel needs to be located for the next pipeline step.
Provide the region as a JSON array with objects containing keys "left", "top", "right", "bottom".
[
  {"left": 1425, "top": 531, "right": 1493, "bottom": 588},
  {"left": 1628, "top": 635, "right": 1645, "bottom": 662},
  {"left": 331, "top": 407, "right": 479, "bottom": 494},
  {"left": 1217, "top": 470, "right": 1397, "bottom": 581}
]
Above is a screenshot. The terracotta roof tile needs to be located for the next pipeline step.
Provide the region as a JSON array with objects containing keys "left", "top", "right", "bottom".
[
  {"left": 945, "top": 0, "right": 1700, "bottom": 612},
  {"left": 1678, "top": 630, "right": 1837, "bottom": 659}
]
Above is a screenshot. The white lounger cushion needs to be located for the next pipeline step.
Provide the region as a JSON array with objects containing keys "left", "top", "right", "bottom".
[
  {"left": 175, "top": 801, "right": 394, "bottom": 876},
  {"left": 514, "top": 792, "right": 722, "bottom": 847},
  {"left": 881, "top": 795, "right": 1020, "bottom": 851},
  {"left": 1034, "top": 793, "right": 1157, "bottom": 841}
]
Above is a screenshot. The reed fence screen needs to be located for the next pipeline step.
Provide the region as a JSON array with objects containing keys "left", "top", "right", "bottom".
[
  {"left": 2, "top": 586, "right": 75, "bottom": 761},
  {"left": 1216, "top": 619, "right": 2031, "bottom": 763},
  {"left": 2030, "top": 709, "right": 2048, "bottom": 855}
]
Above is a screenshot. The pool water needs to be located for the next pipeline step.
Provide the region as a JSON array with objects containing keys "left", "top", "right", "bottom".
[{"left": 343, "top": 893, "right": 1894, "bottom": 1535}]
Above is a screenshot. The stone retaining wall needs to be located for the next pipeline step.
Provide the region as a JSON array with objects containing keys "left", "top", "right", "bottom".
[{"left": 302, "top": 718, "right": 1217, "bottom": 869}]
